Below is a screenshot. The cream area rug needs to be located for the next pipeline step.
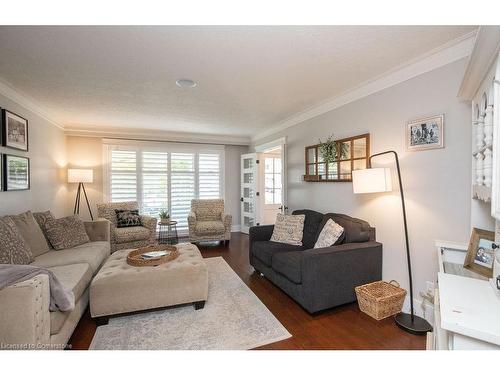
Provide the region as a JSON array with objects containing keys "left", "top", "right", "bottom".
[{"left": 90, "top": 257, "right": 291, "bottom": 350}]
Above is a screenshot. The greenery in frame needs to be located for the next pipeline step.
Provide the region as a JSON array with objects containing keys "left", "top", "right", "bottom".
[{"left": 318, "top": 135, "right": 349, "bottom": 163}]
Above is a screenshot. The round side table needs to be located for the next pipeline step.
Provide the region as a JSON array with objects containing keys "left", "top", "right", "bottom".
[{"left": 158, "top": 220, "right": 179, "bottom": 245}]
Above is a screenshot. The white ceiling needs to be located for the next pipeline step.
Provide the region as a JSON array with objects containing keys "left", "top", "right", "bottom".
[{"left": 0, "top": 26, "right": 476, "bottom": 140}]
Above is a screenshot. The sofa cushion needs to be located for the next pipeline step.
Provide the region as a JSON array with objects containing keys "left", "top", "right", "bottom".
[
  {"left": 314, "top": 219, "right": 344, "bottom": 248},
  {"left": 292, "top": 210, "right": 324, "bottom": 249},
  {"left": 272, "top": 251, "right": 303, "bottom": 284},
  {"left": 270, "top": 214, "right": 305, "bottom": 246},
  {"left": 31, "top": 241, "right": 110, "bottom": 275},
  {"left": 9, "top": 211, "right": 51, "bottom": 257},
  {"left": 33, "top": 211, "right": 55, "bottom": 249},
  {"left": 114, "top": 226, "right": 151, "bottom": 244},
  {"left": 0, "top": 216, "right": 33, "bottom": 264},
  {"left": 44, "top": 215, "right": 90, "bottom": 250},
  {"left": 195, "top": 220, "right": 225, "bottom": 235},
  {"left": 252, "top": 240, "right": 304, "bottom": 267},
  {"left": 48, "top": 263, "right": 92, "bottom": 334},
  {"left": 321, "top": 213, "right": 370, "bottom": 243}
]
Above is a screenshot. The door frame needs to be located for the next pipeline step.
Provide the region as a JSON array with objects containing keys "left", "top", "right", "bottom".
[{"left": 254, "top": 137, "right": 287, "bottom": 214}]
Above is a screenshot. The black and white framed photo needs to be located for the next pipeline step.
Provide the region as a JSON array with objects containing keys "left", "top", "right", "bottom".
[
  {"left": 1, "top": 109, "right": 29, "bottom": 151},
  {"left": 3, "top": 154, "right": 30, "bottom": 191},
  {"left": 405, "top": 114, "right": 444, "bottom": 151}
]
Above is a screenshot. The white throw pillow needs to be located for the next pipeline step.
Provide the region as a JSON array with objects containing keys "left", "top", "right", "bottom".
[
  {"left": 314, "top": 219, "right": 344, "bottom": 248},
  {"left": 270, "top": 214, "right": 305, "bottom": 246}
]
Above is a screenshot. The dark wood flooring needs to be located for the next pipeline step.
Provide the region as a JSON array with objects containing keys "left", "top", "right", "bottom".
[{"left": 68, "top": 232, "right": 425, "bottom": 350}]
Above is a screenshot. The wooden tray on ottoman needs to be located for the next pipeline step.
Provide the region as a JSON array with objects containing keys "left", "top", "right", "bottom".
[{"left": 126, "top": 244, "right": 179, "bottom": 267}]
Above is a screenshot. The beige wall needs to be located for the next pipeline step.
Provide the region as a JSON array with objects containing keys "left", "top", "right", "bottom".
[
  {"left": 252, "top": 59, "right": 472, "bottom": 304},
  {"left": 66, "top": 136, "right": 248, "bottom": 226},
  {"left": 0, "top": 94, "right": 68, "bottom": 217}
]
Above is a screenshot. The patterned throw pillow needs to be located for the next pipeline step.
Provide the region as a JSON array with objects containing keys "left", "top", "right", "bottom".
[
  {"left": 0, "top": 216, "right": 33, "bottom": 264},
  {"left": 33, "top": 211, "right": 56, "bottom": 249},
  {"left": 270, "top": 214, "right": 306, "bottom": 246},
  {"left": 314, "top": 219, "right": 344, "bottom": 249},
  {"left": 44, "top": 215, "right": 90, "bottom": 250},
  {"left": 115, "top": 209, "right": 142, "bottom": 228}
]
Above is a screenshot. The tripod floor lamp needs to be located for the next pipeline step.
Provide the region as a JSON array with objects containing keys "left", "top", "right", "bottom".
[
  {"left": 352, "top": 150, "right": 432, "bottom": 335},
  {"left": 68, "top": 168, "right": 94, "bottom": 221}
]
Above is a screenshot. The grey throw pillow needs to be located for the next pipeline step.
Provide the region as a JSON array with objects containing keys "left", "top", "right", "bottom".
[
  {"left": 115, "top": 209, "right": 142, "bottom": 228},
  {"left": 0, "top": 216, "right": 33, "bottom": 264},
  {"left": 44, "top": 215, "right": 90, "bottom": 250},
  {"left": 9, "top": 211, "right": 51, "bottom": 257},
  {"left": 33, "top": 211, "right": 56, "bottom": 249}
]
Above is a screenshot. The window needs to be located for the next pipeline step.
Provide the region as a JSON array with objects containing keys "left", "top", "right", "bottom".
[
  {"left": 106, "top": 142, "right": 224, "bottom": 233},
  {"left": 304, "top": 133, "right": 370, "bottom": 182},
  {"left": 264, "top": 157, "right": 282, "bottom": 204}
]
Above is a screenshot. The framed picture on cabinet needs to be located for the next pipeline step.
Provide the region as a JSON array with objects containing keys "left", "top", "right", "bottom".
[
  {"left": 464, "top": 228, "right": 495, "bottom": 278},
  {"left": 3, "top": 154, "right": 30, "bottom": 191},
  {"left": 405, "top": 114, "right": 444, "bottom": 151},
  {"left": 1, "top": 109, "right": 29, "bottom": 151}
]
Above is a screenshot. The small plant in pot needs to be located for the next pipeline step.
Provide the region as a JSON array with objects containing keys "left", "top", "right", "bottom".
[
  {"left": 159, "top": 210, "right": 170, "bottom": 224},
  {"left": 318, "top": 134, "right": 349, "bottom": 166}
]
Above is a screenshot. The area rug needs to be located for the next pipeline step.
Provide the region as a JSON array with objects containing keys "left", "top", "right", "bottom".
[{"left": 90, "top": 257, "right": 291, "bottom": 349}]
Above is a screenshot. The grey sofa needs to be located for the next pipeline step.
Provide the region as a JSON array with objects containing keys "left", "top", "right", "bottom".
[{"left": 249, "top": 209, "right": 382, "bottom": 313}]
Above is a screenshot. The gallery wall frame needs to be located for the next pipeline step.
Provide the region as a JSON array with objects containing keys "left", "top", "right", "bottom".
[
  {"left": 3, "top": 154, "right": 30, "bottom": 191},
  {"left": 1, "top": 108, "right": 29, "bottom": 151},
  {"left": 405, "top": 114, "right": 444, "bottom": 151}
]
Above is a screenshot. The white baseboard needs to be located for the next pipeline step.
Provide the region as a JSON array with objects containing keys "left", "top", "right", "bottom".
[
  {"left": 401, "top": 295, "right": 435, "bottom": 327},
  {"left": 231, "top": 225, "right": 241, "bottom": 232}
]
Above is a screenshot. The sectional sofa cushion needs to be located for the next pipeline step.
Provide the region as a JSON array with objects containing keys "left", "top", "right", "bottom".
[
  {"left": 115, "top": 209, "right": 142, "bottom": 228},
  {"left": 270, "top": 213, "right": 306, "bottom": 245},
  {"left": 272, "top": 251, "right": 303, "bottom": 284},
  {"left": 9, "top": 211, "right": 51, "bottom": 257},
  {"left": 48, "top": 263, "right": 93, "bottom": 334},
  {"left": 292, "top": 209, "right": 324, "bottom": 249},
  {"left": 44, "top": 215, "right": 90, "bottom": 250},
  {"left": 314, "top": 219, "right": 344, "bottom": 248},
  {"left": 33, "top": 211, "right": 56, "bottom": 249},
  {"left": 31, "top": 241, "right": 110, "bottom": 275},
  {"left": 0, "top": 217, "right": 33, "bottom": 264},
  {"left": 252, "top": 240, "right": 304, "bottom": 266}
]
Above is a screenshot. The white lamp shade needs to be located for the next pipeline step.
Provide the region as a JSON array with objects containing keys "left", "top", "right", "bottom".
[
  {"left": 68, "top": 169, "right": 93, "bottom": 183},
  {"left": 352, "top": 168, "right": 392, "bottom": 194}
]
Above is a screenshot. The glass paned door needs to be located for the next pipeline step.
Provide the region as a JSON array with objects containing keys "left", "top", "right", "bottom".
[{"left": 241, "top": 153, "right": 259, "bottom": 234}]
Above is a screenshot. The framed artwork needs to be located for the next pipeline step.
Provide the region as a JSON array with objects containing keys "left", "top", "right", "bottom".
[
  {"left": 0, "top": 154, "right": 3, "bottom": 192},
  {"left": 405, "top": 114, "right": 444, "bottom": 151},
  {"left": 3, "top": 154, "right": 30, "bottom": 191},
  {"left": 1, "top": 109, "right": 29, "bottom": 151},
  {"left": 464, "top": 228, "right": 496, "bottom": 278}
]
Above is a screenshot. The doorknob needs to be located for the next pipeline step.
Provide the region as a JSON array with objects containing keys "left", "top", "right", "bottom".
[{"left": 240, "top": 197, "right": 244, "bottom": 202}]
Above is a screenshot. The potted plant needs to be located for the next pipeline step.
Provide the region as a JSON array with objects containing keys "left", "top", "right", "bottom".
[
  {"left": 159, "top": 210, "right": 170, "bottom": 224},
  {"left": 318, "top": 134, "right": 349, "bottom": 164}
]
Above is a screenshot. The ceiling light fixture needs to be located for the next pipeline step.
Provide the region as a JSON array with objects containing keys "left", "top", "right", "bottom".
[{"left": 176, "top": 79, "right": 197, "bottom": 88}]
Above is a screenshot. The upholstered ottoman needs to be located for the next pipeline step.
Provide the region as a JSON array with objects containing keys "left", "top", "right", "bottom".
[{"left": 90, "top": 243, "right": 208, "bottom": 323}]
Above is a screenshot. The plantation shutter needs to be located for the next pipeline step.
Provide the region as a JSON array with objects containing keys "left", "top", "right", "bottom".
[
  {"left": 110, "top": 150, "right": 137, "bottom": 202},
  {"left": 199, "top": 153, "right": 221, "bottom": 199},
  {"left": 142, "top": 151, "right": 168, "bottom": 217},
  {"left": 170, "top": 152, "right": 195, "bottom": 231}
]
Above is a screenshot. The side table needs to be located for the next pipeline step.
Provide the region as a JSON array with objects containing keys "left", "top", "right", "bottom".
[{"left": 158, "top": 220, "right": 179, "bottom": 245}]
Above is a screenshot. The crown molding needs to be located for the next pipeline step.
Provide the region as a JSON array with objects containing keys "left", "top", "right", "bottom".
[
  {"left": 252, "top": 30, "right": 477, "bottom": 142},
  {"left": 0, "top": 78, "right": 64, "bottom": 130},
  {"left": 458, "top": 26, "right": 500, "bottom": 100},
  {"left": 64, "top": 125, "right": 251, "bottom": 146}
]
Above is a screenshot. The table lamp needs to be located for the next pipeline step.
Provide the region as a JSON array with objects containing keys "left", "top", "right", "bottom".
[
  {"left": 352, "top": 150, "right": 432, "bottom": 335},
  {"left": 68, "top": 168, "right": 94, "bottom": 220}
]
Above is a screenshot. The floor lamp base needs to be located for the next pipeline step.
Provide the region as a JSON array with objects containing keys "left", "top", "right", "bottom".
[{"left": 395, "top": 312, "right": 432, "bottom": 335}]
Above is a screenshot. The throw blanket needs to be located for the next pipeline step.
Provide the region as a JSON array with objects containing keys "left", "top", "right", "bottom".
[{"left": 0, "top": 264, "right": 75, "bottom": 312}]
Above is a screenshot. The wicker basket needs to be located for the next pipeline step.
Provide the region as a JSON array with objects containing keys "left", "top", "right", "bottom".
[
  {"left": 126, "top": 244, "right": 179, "bottom": 267},
  {"left": 355, "top": 280, "right": 407, "bottom": 320}
]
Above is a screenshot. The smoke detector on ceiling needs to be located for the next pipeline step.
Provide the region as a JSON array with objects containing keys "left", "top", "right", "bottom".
[{"left": 176, "top": 79, "right": 197, "bottom": 88}]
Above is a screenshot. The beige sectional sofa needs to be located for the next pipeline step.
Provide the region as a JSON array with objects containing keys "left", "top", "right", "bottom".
[{"left": 0, "top": 219, "right": 110, "bottom": 349}]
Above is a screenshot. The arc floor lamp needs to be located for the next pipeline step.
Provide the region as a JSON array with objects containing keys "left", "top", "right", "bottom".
[
  {"left": 68, "top": 168, "right": 94, "bottom": 221},
  {"left": 352, "top": 150, "right": 432, "bottom": 335}
]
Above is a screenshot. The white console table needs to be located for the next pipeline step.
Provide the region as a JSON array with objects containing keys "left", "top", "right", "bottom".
[{"left": 430, "top": 241, "right": 500, "bottom": 350}]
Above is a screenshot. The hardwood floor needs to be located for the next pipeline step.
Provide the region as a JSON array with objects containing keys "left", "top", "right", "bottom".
[{"left": 68, "top": 232, "right": 426, "bottom": 350}]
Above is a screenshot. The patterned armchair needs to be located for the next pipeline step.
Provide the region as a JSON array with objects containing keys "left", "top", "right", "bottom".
[
  {"left": 97, "top": 201, "right": 157, "bottom": 252},
  {"left": 188, "top": 199, "right": 232, "bottom": 245}
]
